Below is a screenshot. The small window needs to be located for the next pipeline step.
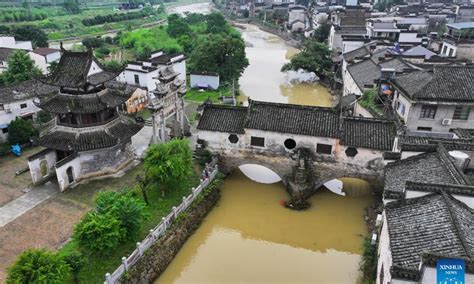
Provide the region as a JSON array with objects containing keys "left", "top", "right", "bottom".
[
  {"left": 396, "top": 101, "right": 405, "bottom": 116},
  {"left": 316, "top": 143, "right": 332, "bottom": 155},
  {"left": 20, "top": 103, "right": 27, "bottom": 109},
  {"left": 417, "top": 126, "right": 432, "bottom": 131},
  {"left": 453, "top": 106, "right": 470, "bottom": 120},
  {"left": 0, "top": 103, "right": 4, "bottom": 111},
  {"left": 250, "top": 136, "right": 265, "bottom": 147},
  {"left": 448, "top": 48, "right": 454, "bottom": 57},
  {"left": 284, "top": 138, "right": 296, "bottom": 150},
  {"left": 345, "top": 147, "right": 358, "bottom": 157},
  {"left": 1, "top": 127, "right": 8, "bottom": 134},
  {"left": 134, "top": 74, "right": 140, "bottom": 85},
  {"left": 228, "top": 134, "right": 239, "bottom": 144},
  {"left": 442, "top": 45, "right": 447, "bottom": 55},
  {"left": 420, "top": 105, "right": 437, "bottom": 119}
]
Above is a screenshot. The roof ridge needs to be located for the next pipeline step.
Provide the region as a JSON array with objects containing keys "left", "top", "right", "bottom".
[
  {"left": 436, "top": 144, "right": 472, "bottom": 185},
  {"left": 385, "top": 151, "right": 435, "bottom": 168},
  {"left": 385, "top": 191, "right": 441, "bottom": 209},
  {"left": 405, "top": 181, "right": 474, "bottom": 197},
  {"left": 440, "top": 192, "right": 473, "bottom": 261},
  {"left": 249, "top": 99, "right": 340, "bottom": 112}
]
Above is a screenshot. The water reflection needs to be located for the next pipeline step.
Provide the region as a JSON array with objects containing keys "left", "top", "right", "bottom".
[
  {"left": 156, "top": 170, "right": 370, "bottom": 284},
  {"left": 238, "top": 164, "right": 281, "bottom": 184}
]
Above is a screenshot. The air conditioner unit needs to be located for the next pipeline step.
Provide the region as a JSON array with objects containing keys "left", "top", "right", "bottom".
[
  {"left": 441, "top": 118, "right": 452, "bottom": 126},
  {"left": 5, "top": 108, "right": 11, "bottom": 113}
]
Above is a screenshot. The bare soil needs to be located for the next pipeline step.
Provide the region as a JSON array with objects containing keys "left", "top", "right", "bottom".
[
  {"left": 0, "top": 147, "right": 45, "bottom": 206},
  {"left": 0, "top": 196, "right": 88, "bottom": 282}
]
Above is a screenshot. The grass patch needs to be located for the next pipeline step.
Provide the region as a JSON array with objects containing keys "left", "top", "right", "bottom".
[
  {"left": 184, "top": 87, "right": 231, "bottom": 103},
  {"left": 57, "top": 162, "right": 201, "bottom": 283},
  {"left": 360, "top": 236, "right": 377, "bottom": 284},
  {"left": 358, "top": 89, "right": 383, "bottom": 116},
  {"left": 137, "top": 108, "right": 152, "bottom": 120}
]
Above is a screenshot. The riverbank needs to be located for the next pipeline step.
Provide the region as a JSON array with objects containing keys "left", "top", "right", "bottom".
[{"left": 121, "top": 176, "right": 223, "bottom": 283}]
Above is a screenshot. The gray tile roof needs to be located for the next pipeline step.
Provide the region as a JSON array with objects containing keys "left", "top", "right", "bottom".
[
  {"left": 38, "top": 118, "right": 143, "bottom": 152},
  {"left": 197, "top": 100, "right": 397, "bottom": 151},
  {"left": 393, "top": 66, "right": 474, "bottom": 102},
  {"left": 398, "top": 134, "right": 474, "bottom": 152},
  {"left": 35, "top": 82, "right": 135, "bottom": 114},
  {"left": 40, "top": 49, "right": 120, "bottom": 89},
  {"left": 346, "top": 59, "right": 380, "bottom": 91},
  {"left": 384, "top": 146, "right": 471, "bottom": 199},
  {"left": 343, "top": 45, "right": 371, "bottom": 62},
  {"left": 0, "top": 80, "right": 58, "bottom": 104},
  {"left": 402, "top": 45, "right": 435, "bottom": 59},
  {"left": 197, "top": 104, "right": 247, "bottom": 134},
  {"left": 386, "top": 193, "right": 473, "bottom": 278}
]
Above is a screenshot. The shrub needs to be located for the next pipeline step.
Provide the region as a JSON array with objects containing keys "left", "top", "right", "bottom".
[
  {"left": 62, "top": 251, "right": 84, "bottom": 284},
  {"left": 360, "top": 237, "right": 377, "bottom": 283},
  {"left": 7, "top": 117, "right": 37, "bottom": 145},
  {"left": 95, "top": 191, "right": 148, "bottom": 239},
  {"left": 73, "top": 212, "right": 125, "bottom": 254},
  {"left": 6, "top": 249, "right": 71, "bottom": 284}
]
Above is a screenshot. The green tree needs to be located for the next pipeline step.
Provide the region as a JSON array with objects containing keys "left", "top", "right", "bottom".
[
  {"left": 73, "top": 212, "right": 125, "bottom": 254},
  {"left": 62, "top": 251, "right": 84, "bottom": 284},
  {"left": 206, "top": 13, "right": 228, "bottom": 34},
  {"left": 94, "top": 191, "right": 148, "bottom": 239},
  {"left": 144, "top": 139, "right": 193, "bottom": 195},
  {"left": 4, "top": 50, "right": 42, "bottom": 84},
  {"left": 7, "top": 117, "right": 37, "bottom": 145},
  {"left": 12, "top": 25, "right": 48, "bottom": 48},
  {"left": 102, "top": 60, "right": 124, "bottom": 71},
  {"left": 167, "top": 14, "right": 192, "bottom": 38},
  {"left": 6, "top": 249, "right": 71, "bottom": 284},
  {"left": 281, "top": 38, "right": 332, "bottom": 75},
  {"left": 313, "top": 21, "right": 331, "bottom": 43},
  {"left": 64, "top": 0, "right": 82, "bottom": 14},
  {"left": 48, "top": 61, "right": 59, "bottom": 74},
  {"left": 189, "top": 33, "right": 249, "bottom": 83}
]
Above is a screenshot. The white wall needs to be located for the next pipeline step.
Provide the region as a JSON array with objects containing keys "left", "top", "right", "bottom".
[
  {"left": 198, "top": 128, "right": 384, "bottom": 168},
  {"left": 343, "top": 68, "right": 363, "bottom": 97},
  {"left": 0, "top": 36, "right": 32, "bottom": 50},
  {"left": 441, "top": 41, "right": 457, "bottom": 57},
  {"left": 0, "top": 99, "right": 40, "bottom": 142},
  {"left": 28, "top": 150, "right": 57, "bottom": 184},
  {"left": 118, "top": 68, "right": 158, "bottom": 91},
  {"left": 190, "top": 74, "right": 220, "bottom": 90},
  {"left": 376, "top": 213, "right": 393, "bottom": 284},
  {"left": 55, "top": 156, "right": 82, "bottom": 192}
]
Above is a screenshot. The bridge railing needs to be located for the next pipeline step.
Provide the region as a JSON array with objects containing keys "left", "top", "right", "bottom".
[{"left": 104, "top": 160, "right": 218, "bottom": 284}]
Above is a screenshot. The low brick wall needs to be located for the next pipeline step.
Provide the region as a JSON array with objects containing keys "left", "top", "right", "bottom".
[{"left": 120, "top": 183, "right": 221, "bottom": 284}]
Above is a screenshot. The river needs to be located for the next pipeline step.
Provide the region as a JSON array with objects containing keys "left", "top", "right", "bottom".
[{"left": 156, "top": 5, "right": 372, "bottom": 284}]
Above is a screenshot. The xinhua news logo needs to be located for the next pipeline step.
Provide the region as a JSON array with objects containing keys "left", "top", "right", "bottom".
[{"left": 437, "top": 258, "right": 465, "bottom": 284}]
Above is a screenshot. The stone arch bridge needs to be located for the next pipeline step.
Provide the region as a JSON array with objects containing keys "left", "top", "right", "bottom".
[{"left": 196, "top": 100, "right": 398, "bottom": 205}]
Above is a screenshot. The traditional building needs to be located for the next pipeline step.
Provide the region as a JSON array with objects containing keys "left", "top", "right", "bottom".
[
  {"left": 27, "top": 48, "right": 143, "bottom": 191},
  {"left": 391, "top": 66, "right": 474, "bottom": 135},
  {"left": 0, "top": 80, "right": 58, "bottom": 142}
]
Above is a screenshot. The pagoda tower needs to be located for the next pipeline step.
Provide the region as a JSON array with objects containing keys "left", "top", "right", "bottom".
[{"left": 27, "top": 47, "right": 143, "bottom": 191}]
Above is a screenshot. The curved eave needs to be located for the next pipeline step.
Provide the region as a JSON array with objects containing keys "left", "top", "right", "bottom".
[{"left": 38, "top": 119, "right": 144, "bottom": 152}]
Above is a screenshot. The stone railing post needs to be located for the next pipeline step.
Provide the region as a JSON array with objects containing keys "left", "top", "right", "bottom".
[
  {"left": 161, "top": 217, "right": 167, "bottom": 230},
  {"left": 105, "top": 273, "right": 111, "bottom": 284},
  {"left": 173, "top": 206, "right": 177, "bottom": 218},
  {"left": 122, "top": 256, "right": 128, "bottom": 271},
  {"left": 137, "top": 242, "right": 143, "bottom": 256}
]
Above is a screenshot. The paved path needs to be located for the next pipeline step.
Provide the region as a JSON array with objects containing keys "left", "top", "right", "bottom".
[
  {"left": 131, "top": 124, "right": 153, "bottom": 158},
  {"left": 0, "top": 182, "right": 58, "bottom": 227}
]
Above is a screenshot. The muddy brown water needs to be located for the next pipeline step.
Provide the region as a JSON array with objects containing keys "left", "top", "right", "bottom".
[
  {"left": 156, "top": 172, "right": 371, "bottom": 284},
  {"left": 156, "top": 10, "right": 370, "bottom": 284}
]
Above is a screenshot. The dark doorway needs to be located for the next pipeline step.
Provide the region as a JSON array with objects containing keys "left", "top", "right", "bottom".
[{"left": 66, "top": 167, "right": 74, "bottom": 184}]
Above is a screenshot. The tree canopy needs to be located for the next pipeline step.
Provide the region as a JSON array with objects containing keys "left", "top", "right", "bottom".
[
  {"left": 144, "top": 139, "right": 193, "bottom": 194},
  {"left": 313, "top": 21, "right": 331, "bottom": 43},
  {"left": 63, "top": 0, "right": 82, "bottom": 14},
  {"left": 6, "top": 249, "right": 71, "bottom": 284},
  {"left": 7, "top": 117, "right": 37, "bottom": 145},
  {"left": 189, "top": 33, "right": 249, "bottom": 83},
  {"left": 167, "top": 14, "right": 193, "bottom": 38},
  {"left": 281, "top": 39, "right": 331, "bottom": 75},
  {"left": 6, "top": 25, "right": 48, "bottom": 48},
  {"left": 3, "top": 50, "right": 42, "bottom": 85}
]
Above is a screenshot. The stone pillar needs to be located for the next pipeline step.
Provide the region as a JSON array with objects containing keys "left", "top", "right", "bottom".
[{"left": 159, "top": 113, "right": 166, "bottom": 143}]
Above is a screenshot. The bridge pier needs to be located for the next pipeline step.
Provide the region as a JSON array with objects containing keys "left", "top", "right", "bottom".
[{"left": 211, "top": 147, "right": 384, "bottom": 210}]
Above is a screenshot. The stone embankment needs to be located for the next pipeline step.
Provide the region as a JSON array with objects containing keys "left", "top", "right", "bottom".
[{"left": 120, "top": 181, "right": 221, "bottom": 283}]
